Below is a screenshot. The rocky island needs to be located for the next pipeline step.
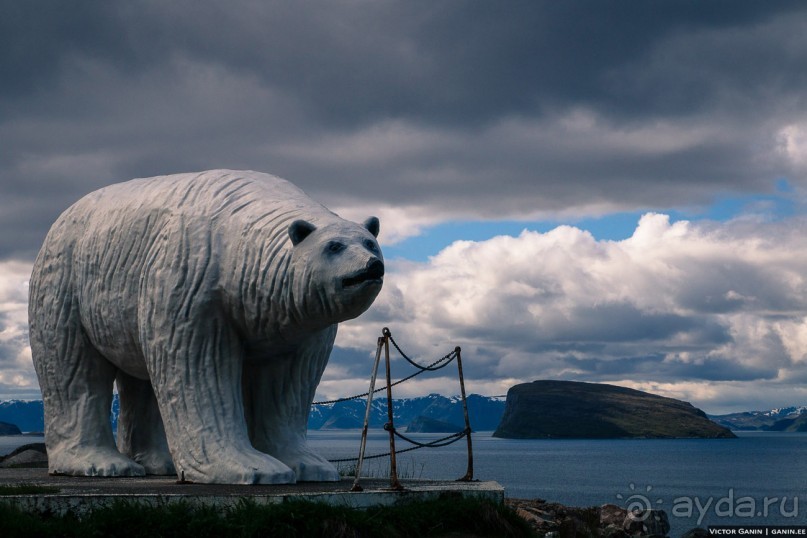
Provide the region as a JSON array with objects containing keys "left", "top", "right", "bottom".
[{"left": 494, "top": 380, "right": 735, "bottom": 439}]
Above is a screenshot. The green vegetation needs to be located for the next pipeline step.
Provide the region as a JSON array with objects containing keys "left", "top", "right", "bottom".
[
  {"left": 335, "top": 456, "right": 426, "bottom": 480},
  {"left": 0, "top": 484, "right": 60, "bottom": 495},
  {"left": 0, "top": 495, "right": 534, "bottom": 537}
]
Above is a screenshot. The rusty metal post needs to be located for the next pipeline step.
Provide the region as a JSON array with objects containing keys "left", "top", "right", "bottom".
[
  {"left": 382, "top": 328, "right": 403, "bottom": 490},
  {"left": 351, "top": 335, "right": 386, "bottom": 492},
  {"left": 454, "top": 346, "right": 474, "bottom": 481}
]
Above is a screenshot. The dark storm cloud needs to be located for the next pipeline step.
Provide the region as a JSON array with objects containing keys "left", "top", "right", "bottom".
[
  {"left": 323, "top": 346, "right": 378, "bottom": 379},
  {"left": 2, "top": 1, "right": 807, "bottom": 257},
  {"left": 437, "top": 303, "right": 731, "bottom": 355},
  {"left": 562, "top": 355, "right": 779, "bottom": 383},
  {"left": 0, "top": 336, "right": 23, "bottom": 369},
  {"left": 5, "top": 1, "right": 798, "bottom": 124}
]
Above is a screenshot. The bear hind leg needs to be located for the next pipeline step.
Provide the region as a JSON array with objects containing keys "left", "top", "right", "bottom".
[
  {"left": 33, "top": 328, "right": 144, "bottom": 477},
  {"left": 116, "top": 371, "right": 175, "bottom": 475}
]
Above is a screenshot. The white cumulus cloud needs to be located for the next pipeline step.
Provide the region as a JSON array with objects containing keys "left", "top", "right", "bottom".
[
  {"left": 0, "top": 261, "right": 38, "bottom": 399},
  {"left": 332, "top": 214, "right": 807, "bottom": 413}
]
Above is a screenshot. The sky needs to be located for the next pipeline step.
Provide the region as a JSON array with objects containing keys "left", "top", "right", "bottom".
[{"left": 2, "top": 1, "right": 807, "bottom": 414}]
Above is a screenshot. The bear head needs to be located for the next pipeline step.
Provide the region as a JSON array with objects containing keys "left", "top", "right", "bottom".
[{"left": 287, "top": 216, "right": 383, "bottom": 324}]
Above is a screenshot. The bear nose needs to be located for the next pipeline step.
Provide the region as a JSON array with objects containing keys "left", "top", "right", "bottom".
[{"left": 366, "top": 258, "right": 385, "bottom": 279}]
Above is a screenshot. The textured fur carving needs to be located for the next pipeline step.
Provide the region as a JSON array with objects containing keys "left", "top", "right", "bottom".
[{"left": 29, "top": 170, "right": 383, "bottom": 484}]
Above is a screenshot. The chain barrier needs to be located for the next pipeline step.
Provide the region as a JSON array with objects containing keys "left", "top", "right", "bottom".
[
  {"left": 391, "top": 426, "right": 471, "bottom": 449},
  {"left": 311, "top": 348, "right": 457, "bottom": 406},
  {"left": 316, "top": 327, "right": 474, "bottom": 492},
  {"left": 328, "top": 428, "right": 470, "bottom": 463},
  {"left": 384, "top": 327, "right": 457, "bottom": 372}
]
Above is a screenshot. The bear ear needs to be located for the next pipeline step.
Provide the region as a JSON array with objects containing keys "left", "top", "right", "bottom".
[
  {"left": 363, "top": 216, "right": 380, "bottom": 238},
  {"left": 288, "top": 220, "right": 317, "bottom": 246}
]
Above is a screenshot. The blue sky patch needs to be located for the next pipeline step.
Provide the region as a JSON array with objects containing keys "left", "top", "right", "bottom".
[{"left": 386, "top": 187, "right": 798, "bottom": 262}]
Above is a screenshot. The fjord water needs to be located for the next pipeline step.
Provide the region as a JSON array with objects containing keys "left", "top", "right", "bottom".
[
  {"left": 3, "top": 431, "right": 805, "bottom": 534},
  {"left": 0, "top": 434, "right": 44, "bottom": 458},
  {"left": 307, "top": 430, "right": 807, "bottom": 534}
]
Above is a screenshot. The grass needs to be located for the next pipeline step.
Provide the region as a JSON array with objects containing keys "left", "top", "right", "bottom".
[
  {"left": 0, "top": 495, "right": 535, "bottom": 537},
  {"left": 336, "top": 457, "right": 426, "bottom": 480},
  {"left": 0, "top": 484, "right": 60, "bottom": 495}
]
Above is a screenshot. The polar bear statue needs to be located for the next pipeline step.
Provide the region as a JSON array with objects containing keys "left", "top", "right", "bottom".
[{"left": 29, "top": 170, "right": 384, "bottom": 484}]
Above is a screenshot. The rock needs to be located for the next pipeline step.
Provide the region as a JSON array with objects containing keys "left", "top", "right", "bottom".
[
  {"left": 0, "top": 443, "right": 47, "bottom": 468},
  {"left": 0, "top": 449, "right": 48, "bottom": 468},
  {"left": 493, "top": 380, "right": 736, "bottom": 439},
  {"left": 0, "top": 420, "right": 22, "bottom": 435},
  {"left": 507, "top": 498, "right": 629, "bottom": 537},
  {"left": 603, "top": 525, "right": 630, "bottom": 538},
  {"left": 558, "top": 507, "right": 600, "bottom": 537},
  {"left": 623, "top": 509, "right": 670, "bottom": 537},
  {"left": 515, "top": 507, "right": 544, "bottom": 526},
  {"left": 601, "top": 503, "right": 628, "bottom": 526}
]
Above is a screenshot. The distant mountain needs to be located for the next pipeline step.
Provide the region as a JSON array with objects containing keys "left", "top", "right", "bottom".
[
  {"left": 308, "top": 394, "right": 506, "bottom": 432},
  {"left": 0, "top": 393, "right": 505, "bottom": 435},
  {"left": 0, "top": 398, "right": 117, "bottom": 434},
  {"left": 494, "top": 380, "right": 735, "bottom": 439},
  {"left": 0, "top": 421, "right": 22, "bottom": 435},
  {"left": 764, "top": 414, "right": 807, "bottom": 432},
  {"left": 8, "top": 391, "right": 807, "bottom": 437},
  {"left": 0, "top": 401, "right": 44, "bottom": 433},
  {"left": 709, "top": 406, "right": 807, "bottom": 431},
  {"left": 405, "top": 416, "right": 464, "bottom": 433}
]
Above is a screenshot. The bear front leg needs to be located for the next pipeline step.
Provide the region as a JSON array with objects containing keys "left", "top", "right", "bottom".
[
  {"left": 141, "top": 306, "right": 295, "bottom": 484},
  {"left": 244, "top": 326, "right": 339, "bottom": 482},
  {"left": 139, "top": 224, "right": 295, "bottom": 484},
  {"left": 116, "top": 371, "right": 175, "bottom": 475}
]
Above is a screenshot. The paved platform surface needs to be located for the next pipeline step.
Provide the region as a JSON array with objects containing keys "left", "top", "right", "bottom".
[{"left": 0, "top": 468, "right": 504, "bottom": 515}]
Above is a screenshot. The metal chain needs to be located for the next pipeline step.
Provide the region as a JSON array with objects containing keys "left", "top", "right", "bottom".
[
  {"left": 384, "top": 327, "right": 458, "bottom": 372},
  {"left": 392, "top": 427, "right": 470, "bottom": 448},
  {"left": 312, "top": 348, "right": 457, "bottom": 406},
  {"left": 318, "top": 328, "right": 472, "bottom": 476},
  {"left": 328, "top": 428, "right": 469, "bottom": 463}
]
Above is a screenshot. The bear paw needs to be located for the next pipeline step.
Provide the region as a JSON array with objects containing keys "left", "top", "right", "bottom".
[
  {"left": 177, "top": 449, "right": 296, "bottom": 484},
  {"left": 49, "top": 447, "right": 146, "bottom": 477},
  {"left": 275, "top": 447, "right": 340, "bottom": 482},
  {"left": 133, "top": 450, "right": 176, "bottom": 476}
]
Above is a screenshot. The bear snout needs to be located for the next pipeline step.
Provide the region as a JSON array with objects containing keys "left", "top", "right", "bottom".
[
  {"left": 341, "top": 258, "right": 385, "bottom": 288},
  {"left": 366, "top": 258, "right": 385, "bottom": 279}
]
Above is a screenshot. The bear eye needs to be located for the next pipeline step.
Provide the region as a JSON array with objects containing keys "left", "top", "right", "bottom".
[
  {"left": 326, "top": 241, "right": 346, "bottom": 254},
  {"left": 364, "top": 239, "right": 378, "bottom": 253}
]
